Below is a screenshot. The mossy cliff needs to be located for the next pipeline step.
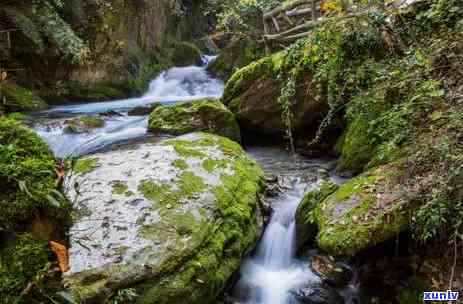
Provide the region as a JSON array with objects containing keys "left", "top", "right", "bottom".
[
  {"left": 0, "top": 118, "right": 71, "bottom": 303},
  {"left": 148, "top": 98, "right": 241, "bottom": 142},
  {"left": 63, "top": 133, "right": 264, "bottom": 303},
  {"left": 0, "top": 0, "right": 208, "bottom": 102}
]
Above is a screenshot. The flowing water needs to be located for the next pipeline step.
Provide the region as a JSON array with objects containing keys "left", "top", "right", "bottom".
[
  {"left": 31, "top": 56, "right": 223, "bottom": 157},
  {"left": 231, "top": 147, "right": 344, "bottom": 304},
  {"left": 29, "top": 57, "right": 357, "bottom": 304}
]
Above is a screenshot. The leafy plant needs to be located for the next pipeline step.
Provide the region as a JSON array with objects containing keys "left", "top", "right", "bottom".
[{"left": 112, "top": 288, "right": 138, "bottom": 304}]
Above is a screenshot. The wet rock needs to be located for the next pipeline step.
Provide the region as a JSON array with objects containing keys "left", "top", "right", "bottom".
[
  {"left": 291, "top": 283, "right": 344, "bottom": 304},
  {"left": 127, "top": 103, "right": 162, "bottom": 116},
  {"left": 62, "top": 115, "right": 105, "bottom": 134},
  {"left": 264, "top": 175, "right": 283, "bottom": 197},
  {"left": 310, "top": 255, "right": 352, "bottom": 288},
  {"left": 148, "top": 98, "right": 241, "bottom": 142},
  {"left": 63, "top": 133, "right": 264, "bottom": 303},
  {"left": 100, "top": 110, "right": 124, "bottom": 117}
]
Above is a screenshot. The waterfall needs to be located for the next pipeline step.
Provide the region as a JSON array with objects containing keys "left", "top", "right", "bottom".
[
  {"left": 31, "top": 58, "right": 223, "bottom": 157},
  {"left": 238, "top": 179, "right": 319, "bottom": 304},
  {"left": 233, "top": 147, "right": 323, "bottom": 304}
]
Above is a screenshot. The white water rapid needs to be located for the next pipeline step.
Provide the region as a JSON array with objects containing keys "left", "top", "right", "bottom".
[
  {"left": 32, "top": 56, "right": 223, "bottom": 157},
  {"left": 234, "top": 147, "right": 332, "bottom": 304}
]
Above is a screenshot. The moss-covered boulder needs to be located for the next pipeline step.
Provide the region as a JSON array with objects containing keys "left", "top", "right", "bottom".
[
  {"left": 0, "top": 83, "right": 47, "bottom": 112},
  {"left": 148, "top": 98, "right": 241, "bottom": 142},
  {"left": 296, "top": 166, "right": 414, "bottom": 257},
  {"left": 63, "top": 132, "right": 264, "bottom": 303},
  {"left": 0, "top": 118, "right": 70, "bottom": 232},
  {"left": 207, "top": 37, "right": 264, "bottom": 81},
  {"left": 222, "top": 51, "right": 331, "bottom": 140}
]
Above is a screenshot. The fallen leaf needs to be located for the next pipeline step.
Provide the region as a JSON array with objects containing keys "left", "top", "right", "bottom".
[{"left": 49, "top": 241, "right": 69, "bottom": 273}]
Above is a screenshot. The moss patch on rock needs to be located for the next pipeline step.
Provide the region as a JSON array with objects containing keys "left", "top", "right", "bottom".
[
  {"left": 0, "top": 83, "right": 48, "bottom": 113},
  {"left": 295, "top": 180, "right": 339, "bottom": 249},
  {"left": 0, "top": 118, "right": 70, "bottom": 302},
  {"left": 72, "top": 157, "right": 100, "bottom": 174},
  {"left": 148, "top": 98, "right": 241, "bottom": 142}
]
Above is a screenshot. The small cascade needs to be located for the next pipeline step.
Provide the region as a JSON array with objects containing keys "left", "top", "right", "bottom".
[
  {"left": 237, "top": 181, "right": 319, "bottom": 304},
  {"left": 233, "top": 147, "right": 325, "bottom": 304},
  {"left": 30, "top": 57, "right": 223, "bottom": 157}
]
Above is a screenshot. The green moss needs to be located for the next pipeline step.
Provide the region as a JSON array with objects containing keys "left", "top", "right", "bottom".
[
  {"left": 223, "top": 52, "right": 284, "bottom": 105},
  {"left": 73, "top": 157, "right": 100, "bottom": 174},
  {"left": 0, "top": 83, "right": 47, "bottom": 113},
  {"left": 0, "top": 118, "right": 70, "bottom": 232},
  {"left": 172, "top": 159, "right": 188, "bottom": 170},
  {"left": 202, "top": 159, "right": 229, "bottom": 173},
  {"left": 178, "top": 171, "right": 206, "bottom": 196},
  {"left": 163, "top": 138, "right": 208, "bottom": 158},
  {"left": 138, "top": 170, "right": 206, "bottom": 212},
  {"left": 0, "top": 233, "right": 49, "bottom": 303},
  {"left": 148, "top": 98, "right": 241, "bottom": 142},
  {"left": 112, "top": 181, "right": 128, "bottom": 195},
  {"left": 138, "top": 181, "right": 173, "bottom": 207}
]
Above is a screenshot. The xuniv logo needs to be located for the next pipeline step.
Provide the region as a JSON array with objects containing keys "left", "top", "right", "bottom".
[{"left": 424, "top": 290, "right": 459, "bottom": 301}]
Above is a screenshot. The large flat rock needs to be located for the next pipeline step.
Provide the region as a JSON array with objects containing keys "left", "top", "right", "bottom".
[{"left": 63, "top": 132, "right": 264, "bottom": 303}]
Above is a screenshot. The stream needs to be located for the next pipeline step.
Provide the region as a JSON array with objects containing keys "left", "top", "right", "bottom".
[{"left": 29, "top": 58, "right": 358, "bottom": 304}]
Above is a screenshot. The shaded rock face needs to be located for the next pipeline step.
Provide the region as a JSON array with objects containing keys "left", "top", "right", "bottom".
[
  {"left": 148, "top": 98, "right": 241, "bottom": 142},
  {"left": 63, "top": 133, "right": 264, "bottom": 303},
  {"left": 222, "top": 53, "right": 330, "bottom": 140}
]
